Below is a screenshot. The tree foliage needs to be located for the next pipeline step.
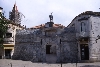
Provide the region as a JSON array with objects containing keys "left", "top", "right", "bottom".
[{"left": 0, "top": 12, "right": 10, "bottom": 46}]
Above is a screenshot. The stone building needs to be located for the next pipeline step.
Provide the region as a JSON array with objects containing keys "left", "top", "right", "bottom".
[
  {"left": 12, "top": 11, "right": 100, "bottom": 63},
  {"left": 68, "top": 11, "right": 100, "bottom": 62},
  {"left": 0, "top": 3, "right": 25, "bottom": 59}
]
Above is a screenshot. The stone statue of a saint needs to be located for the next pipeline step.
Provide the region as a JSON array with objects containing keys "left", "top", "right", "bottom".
[{"left": 49, "top": 12, "right": 53, "bottom": 22}]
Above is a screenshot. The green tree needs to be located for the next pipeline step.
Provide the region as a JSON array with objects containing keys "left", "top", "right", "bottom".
[{"left": 0, "top": 12, "right": 10, "bottom": 47}]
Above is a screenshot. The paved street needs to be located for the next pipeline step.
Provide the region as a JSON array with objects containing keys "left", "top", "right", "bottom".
[
  {"left": 46, "top": 54, "right": 57, "bottom": 63},
  {"left": 0, "top": 59, "right": 100, "bottom": 67}
]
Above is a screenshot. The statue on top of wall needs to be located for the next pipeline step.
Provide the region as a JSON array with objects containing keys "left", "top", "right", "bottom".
[{"left": 49, "top": 12, "right": 53, "bottom": 22}]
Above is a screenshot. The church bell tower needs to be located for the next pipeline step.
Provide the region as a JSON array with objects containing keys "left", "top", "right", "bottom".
[{"left": 9, "top": 2, "right": 21, "bottom": 24}]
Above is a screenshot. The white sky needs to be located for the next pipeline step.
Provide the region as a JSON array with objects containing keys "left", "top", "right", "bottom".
[{"left": 0, "top": 0, "right": 100, "bottom": 28}]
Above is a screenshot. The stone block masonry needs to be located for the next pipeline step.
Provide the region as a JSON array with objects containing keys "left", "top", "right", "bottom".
[
  {"left": 12, "top": 26, "right": 78, "bottom": 63},
  {"left": 12, "top": 29, "right": 45, "bottom": 62}
]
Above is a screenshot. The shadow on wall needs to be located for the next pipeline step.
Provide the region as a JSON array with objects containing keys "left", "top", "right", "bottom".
[{"left": 80, "top": 65, "right": 100, "bottom": 67}]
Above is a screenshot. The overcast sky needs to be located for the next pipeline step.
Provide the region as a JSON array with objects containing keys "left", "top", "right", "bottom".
[{"left": 0, "top": 0, "right": 100, "bottom": 28}]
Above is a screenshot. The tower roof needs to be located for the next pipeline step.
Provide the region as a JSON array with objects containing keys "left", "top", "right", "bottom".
[{"left": 13, "top": 2, "right": 18, "bottom": 12}]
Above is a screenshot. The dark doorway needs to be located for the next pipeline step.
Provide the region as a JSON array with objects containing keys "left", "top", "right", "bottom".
[
  {"left": 80, "top": 44, "right": 89, "bottom": 60},
  {"left": 5, "top": 49, "right": 12, "bottom": 59},
  {"left": 46, "top": 45, "right": 51, "bottom": 54}
]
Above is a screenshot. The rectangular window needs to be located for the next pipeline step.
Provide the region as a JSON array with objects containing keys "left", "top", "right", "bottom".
[
  {"left": 5, "top": 33, "right": 12, "bottom": 38},
  {"left": 81, "top": 22, "right": 86, "bottom": 32}
]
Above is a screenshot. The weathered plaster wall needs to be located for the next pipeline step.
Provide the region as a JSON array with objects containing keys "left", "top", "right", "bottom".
[
  {"left": 89, "top": 16, "right": 100, "bottom": 61},
  {"left": 67, "top": 14, "right": 100, "bottom": 62}
]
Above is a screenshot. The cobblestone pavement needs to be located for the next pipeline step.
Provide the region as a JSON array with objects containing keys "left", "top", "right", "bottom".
[{"left": 0, "top": 59, "right": 100, "bottom": 67}]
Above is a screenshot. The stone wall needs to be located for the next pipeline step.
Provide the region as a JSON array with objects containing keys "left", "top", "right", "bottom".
[
  {"left": 56, "top": 27, "right": 77, "bottom": 63},
  {"left": 12, "top": 29, "right": 45, "bottom": 62},
  {"left": 12, "top": 27, "right": 77, "bottom": 63}
]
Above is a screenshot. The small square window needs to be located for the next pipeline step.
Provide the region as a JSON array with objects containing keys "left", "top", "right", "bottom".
[{"left": 5, "top": 33, "right": 12, "bottom": 38}]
